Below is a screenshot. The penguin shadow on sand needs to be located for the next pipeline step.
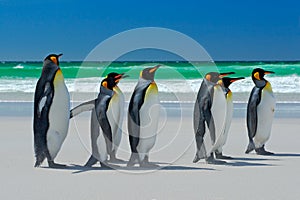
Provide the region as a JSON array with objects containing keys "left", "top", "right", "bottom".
[
  {"left": 268, "top": 153, "right": 300, "bottom": 157},
  {"left": 200, "top": 155, "right": 278, "bottom": 167},
  {"left": 68, "top": 161, "right": 214, "bottom": 174},
  {"left": 224, "top": 152, "right": 300, "bottom": 167}
]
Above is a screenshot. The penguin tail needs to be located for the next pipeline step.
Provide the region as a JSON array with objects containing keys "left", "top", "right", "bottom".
[{"left": 245, "top": 141, "right": 255, "bottom": 154}]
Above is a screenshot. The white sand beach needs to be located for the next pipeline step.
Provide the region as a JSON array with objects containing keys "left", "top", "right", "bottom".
[{"left": 0, "top": 103, "right": 300, "bottom": 200}]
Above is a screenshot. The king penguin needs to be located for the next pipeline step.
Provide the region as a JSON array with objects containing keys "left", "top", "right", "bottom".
[
  {"left": 245, "top": 68, "right": 276, "bottom": 155},
  {"left": 213, "top": 77, "right": 244, "bottom": 159},
  {"left": 70, "top": 73, "right": 127, "bottom": 167},
  {"left": 33, "top": 53, "right": 70, "bottom": 168},
  {"left": 127, "top": 65, "right": 160, "bottom": 167},
  {"left": 193, "top": 71, "right": 234, "bottom": 164}
]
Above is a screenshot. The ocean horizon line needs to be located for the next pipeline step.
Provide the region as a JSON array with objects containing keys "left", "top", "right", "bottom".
[{"left": 1, "top": 60, "right": 300, "bottom": 63}]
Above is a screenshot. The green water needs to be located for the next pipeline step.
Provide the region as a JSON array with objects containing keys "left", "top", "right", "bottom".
[{"left": 1, "top": 61, "right": 300, "bottom": 79}]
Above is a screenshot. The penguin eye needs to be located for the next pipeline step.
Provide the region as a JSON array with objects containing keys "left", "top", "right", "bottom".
[
  {"left": 254, "top": 72, "right": 261, "bottom": 80},
  {"left": 102, "top": 81, "right": 108, "bottom": 88},
  {"left": 50, "top": 56, "right": 58, "bottom": 65}
]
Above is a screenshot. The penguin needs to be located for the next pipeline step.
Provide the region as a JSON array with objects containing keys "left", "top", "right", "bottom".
[
  {"left": 127, "top": 65, "right": 160, "bottom": 167},
  {"left": 70, "top": 73, "right": 127, "bottom": 167},
  {"left": 33, "top": 53, "right": 70, "bottom": 168},
  {"left": 212, "top": 77, "right": 244, "bottom": 159},
  {"left": 245, "top": 68, "right": 276, "bottom": 155},
  {"left": 193, "top": 72, "right": 234, "bottom": 164}
]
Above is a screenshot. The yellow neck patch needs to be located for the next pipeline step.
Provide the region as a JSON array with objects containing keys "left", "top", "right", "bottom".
[
  {"left": 53, "top": 69, "right": 64, "bottom": 86},
  {"left": 264, "top": 81, "right": 273, "bottom": 92}
]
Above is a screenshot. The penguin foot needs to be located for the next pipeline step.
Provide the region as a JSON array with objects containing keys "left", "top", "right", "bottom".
[
  {"left": 100, "top": 162, "right": 113, "bottom": 169},
  {"left": 206, "top": 156, "right": 227, "bottom": 165},
  {"left": 255, "top": 146, "right": 274, "bottom": 155},
  {"left": 193, "top": 154, "right": 201, "bottom": 163},
  {"left": 48, "top": 161, "right": 67, "bottom": 169},
  {"left": 215, "top": 153, "right": 233, "bottom": 160},
  {"left": 140, "top": 161, "right": 159, "bottom": 168},
  {"left": 108, "top": 155, "right": 126, "bottom": 164},
  {"left": 84, "top": 156, "right": 98, "bottom": 167},
  {"left": 245, "top": 142, "right": 255, "bottom": 154},
  {"left": 127, "top": 154, "right": 139, "bottom": 167}
]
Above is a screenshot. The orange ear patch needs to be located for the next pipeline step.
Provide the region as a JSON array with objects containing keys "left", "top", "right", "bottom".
[
  {"left": 205, "top": 74, "right": 211, "bottom": 81},
  {"left": 102, "top": 81, "right": 108, "bottom": 88},
  {"left": 50, "top": 56, "right": 58, "bottom": 65},
  {"left": 254, "top": 72, "right": 260, "bottom": 80}
]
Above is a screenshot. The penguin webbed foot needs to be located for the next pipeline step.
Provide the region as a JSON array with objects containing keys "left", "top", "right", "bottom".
[
  {"left": 245, "top": 141, "right": 255, "bottom": 154},
  {"left": 48, "top": 161, "right": 67, "bottom": 169},
  {"left": 108, "top": 154, "right": 126, "bottom": 164},
  {"left": 215, "top": 152, "right": 233, "bottom": 160},
  {"left": 127, "top": 153, "right": 139, "bottom": 167},
  {"left": 193, "top": 154, "right": 201, "bottom": 163},
  {"left": 206, "top": 154, "right": 227, "bottom": 165},
  {"left": 84, "top": 155, "right": 98, "bottom": 167},
  {"left": 255, "top": 146, "right": 274, "bottom": 155},
  {"left": 99, "top": 162, "right": 113, "bottom": 169},
  {"left": 140, "top": 157, "right": 159, "bottom": 168}
]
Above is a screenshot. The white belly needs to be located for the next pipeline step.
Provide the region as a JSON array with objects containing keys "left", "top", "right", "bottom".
[
  {"left": 96, "top": 126, "right": 108, "bottom": 162},
  {"left": 216, "top": 94, "right": 233, "bottom": 152},
  {"left": 107, "top": 88, "right": 124, "bottom": 151},
  {"left": 254, "top": 89, "right": 275, "bottom": 148},
  {"left": 47, "top": 72, "right": 70, "bottom": 159},
  {"left": 137, "top": 85, "right": 160, "bottom": 160},
  {"left": 206, "top": 85, "right": 227, "bottom": 155}
]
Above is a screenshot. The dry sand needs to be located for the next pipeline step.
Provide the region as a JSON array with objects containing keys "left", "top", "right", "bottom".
[{"left": 0, "top": 108, "right": 300, "bottom": 200}]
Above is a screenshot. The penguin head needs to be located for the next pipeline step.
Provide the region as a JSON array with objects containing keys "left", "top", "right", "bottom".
[
  {"left": 222, "top": 77, "right": 245, "bottom": 89},
  {"left": 101, "top": 76, "right": 116, "bottom": 90},
  {"left": 252, "top": 68, "right": 274, "bottom": 82},
  {"left": 106, "top": 72, "right": 129, "bottom": 84},
  {"left": 44, "top": 53, "right": 63, "bottom": 66},
  {"left": 205, "top": 72, "right": 235, "bottom": 83},
  {"left": 140, "top": 65, "right": 160, "bottom": 81}
]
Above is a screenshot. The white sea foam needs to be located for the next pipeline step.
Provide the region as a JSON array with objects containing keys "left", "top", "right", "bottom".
[
  {"left": 0, "top": 76, "right": 299, "bottom": 96},
  {"left": 13, "top": 64, "right": 24, "bottom": 69}
]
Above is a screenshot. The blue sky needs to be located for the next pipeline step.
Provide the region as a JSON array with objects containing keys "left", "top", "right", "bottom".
[{"left": 0, "top": 0, "right": 299, "bottom": 61}]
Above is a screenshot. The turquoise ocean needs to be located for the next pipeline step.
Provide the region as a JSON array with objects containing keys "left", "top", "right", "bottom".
[{"left": 0, "top": 61, "right": 300, "bottom": 103}]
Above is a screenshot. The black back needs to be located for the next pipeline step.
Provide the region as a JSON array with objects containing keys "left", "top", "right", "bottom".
[
  {"left": 33, "top": 59, "right": 59, "bottom": 166},
  {"left": 127, "top": 79, "right": 152, "bottom": 153}
]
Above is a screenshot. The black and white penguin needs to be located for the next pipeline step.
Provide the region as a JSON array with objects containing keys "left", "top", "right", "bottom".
[
  {"left": 70, "top": 73, "right": 127, "bottom": 167},
  {"left": 127, "top": 65, "right": 160, "bottom": 167},
  {"left": 193, "top": 72, "right": 234, "bottom": 164},
  {"left": 33, "top": 53, "right": 70, "bottom": 168},
  {"left": 246, "top": 68, "right": 276, "bottom": 155},
  {"left": 212, "top": 77, "right": 244, "bottom": 159}
]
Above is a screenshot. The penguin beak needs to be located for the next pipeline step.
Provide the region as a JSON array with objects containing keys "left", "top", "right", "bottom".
[
  {"left": 58, "top": 53, "right": 63, "bottom": 57},
  {"left": 264, "top": 70, "right": 275, "bottom": 75},
  {"left": 115, "top": 73, "right": 128, "bottom": 83},
  {"left": 149, "top": 65, "right": 161, "bottom": 73},
  {"left": 230, "top": 77, "right": 245, "bottom": 83},
  {"left": 219, "top": 72, "right": 235, "bottom": 78}
]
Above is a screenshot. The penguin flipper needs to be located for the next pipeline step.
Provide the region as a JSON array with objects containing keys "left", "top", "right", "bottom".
[
  {"left": 36, "top": 82, "right": 53, "bottom": 118},
  {"left": 127, "top": 81, "right": 150, "bottom": 154},
  {"left": 247, "top": 88, "right": 261, "bottom": 139},
  {"left": 70, "top": 99, "right": 95, "bottom": 118},
  {"left": 34, "top": 81, "right": 54, "bottom": 167},
  {"left": 95, "top": 96, "right": 113, "bottom": 153}
]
